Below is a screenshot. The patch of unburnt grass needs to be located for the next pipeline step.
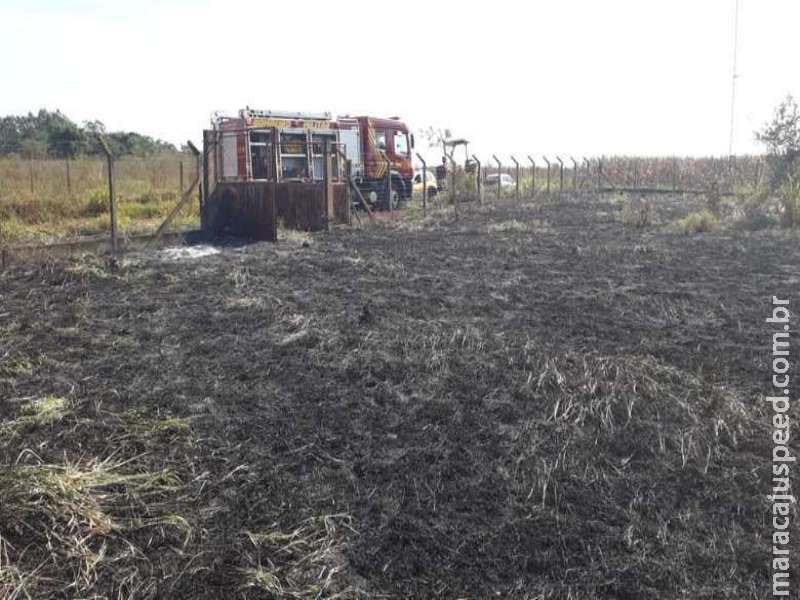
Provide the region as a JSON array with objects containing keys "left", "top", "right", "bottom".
[{"left": 0, "top": 399, "right": 197, "bottom": 599}]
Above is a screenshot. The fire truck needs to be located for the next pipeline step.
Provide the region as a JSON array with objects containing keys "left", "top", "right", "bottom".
[{"left": 212, "top": 109, "right": 415, "bottom": 209}]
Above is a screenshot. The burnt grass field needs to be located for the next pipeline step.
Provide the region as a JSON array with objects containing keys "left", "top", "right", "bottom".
[{"left": 1, "top": 193, "right": 799, "bottom": 599}]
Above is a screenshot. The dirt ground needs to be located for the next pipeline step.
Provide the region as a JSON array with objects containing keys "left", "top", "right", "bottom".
[{"left": 1, "top": 193, "right": 798, "bottom": 599}]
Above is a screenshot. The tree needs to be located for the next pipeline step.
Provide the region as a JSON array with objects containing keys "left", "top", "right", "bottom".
[
  {"left": 46, "top": 121, "right": 84, "bottom": 159},
  {"left": 758, "top": 95, "right": 800, "bottom": 226},
  {"left": 20, "top": 138, "right": 47, "bottom": 159},
  {"left": 420, "top": 126, "right": 453, "bottom": 158}
]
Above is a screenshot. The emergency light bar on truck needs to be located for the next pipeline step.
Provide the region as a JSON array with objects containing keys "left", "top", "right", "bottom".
[{"left": 241, "top": 108, "right": 333, "bottom": 121}]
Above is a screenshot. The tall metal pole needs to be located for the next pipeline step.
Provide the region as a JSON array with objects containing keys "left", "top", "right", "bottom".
[
  {"left": 728, "top": 0, "right": 740, "bottom": 158},
  {"left": 471, "top": 155, "right": 482, "bottom": 204},
  {"left": 492, "top": 155, "right": 502, "bottom": 200},
  {"left": 542, "top": 156, "right": 551, "bottom": 194},
  {"left": 582, "top": 158, "right": 590, "bottom": 191},
  {"left": 510, "top": 155, "right": 520, "bottom": 202},
  {"left": 448, "top": 155, "right": 459, "bottom": 219},
  {"left": 416, "top": 152, "right": 427, "bottom": 213},
  {"left": 323, "top": 140, "right": 331, "bottom": 231},
  {"left": 527, "top": 155, "right": 536, "bottom": 198},
  {"left": 97, "top": 136, "right": 118, "bottom": 252},
  {"left": 556, "top": 156, "right": 564, "bottom": 196},
  {"left": 570, "top": 157, "right": 578, "bottom": 191}
]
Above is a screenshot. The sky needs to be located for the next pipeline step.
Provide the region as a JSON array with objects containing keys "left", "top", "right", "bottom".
[{"left": 1, "top": 0, "right": 799, "bottom": 161}]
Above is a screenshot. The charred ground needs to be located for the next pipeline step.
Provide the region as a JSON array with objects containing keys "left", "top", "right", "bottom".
[{"left": 1, "top": 194, "right": 798, "bottom": 599}]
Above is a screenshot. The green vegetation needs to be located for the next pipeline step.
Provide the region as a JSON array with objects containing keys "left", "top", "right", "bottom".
[
  {"left": 757, "top": 94, "right": 800, "bottom": 226},
  {"left": 0, "top": 109, "right": 176, "bottom": 158},
  {"left": 0, "top": 155, "right": 198, "bottom": 243},
  {"left": 677, "top": 209, "right": 718, "bottom": 233},
  {"left": 0, "top": 109, "right": 197, "bottom": 244},
  {"left": 621, "top": 196, "right": 652, "bottom": 228}
]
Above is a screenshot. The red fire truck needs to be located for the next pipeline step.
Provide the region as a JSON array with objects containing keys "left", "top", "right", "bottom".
[
  {"left": 213, "top": 109, "right": 415, "bottom": 209},
  {"left": 336, "top": 116, "right": 415, "bottom": 208}
]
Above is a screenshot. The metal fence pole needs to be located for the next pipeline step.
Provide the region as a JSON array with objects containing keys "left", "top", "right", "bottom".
[
  {"left": 323, "top": 140, "right": 331, "bottom": 231},
  {"left": 345, "top": 158, "right": 353, "bottom": 220},
  {"left": 415, "top": 152, "right": 427, "bottom": 213},
  {"left": 383, "top": 153, "right": 392, "bottom": 213},
  {"left": 65, "top": 158, "right": 71, "bottom": 195},
  {"left": 448, "top": 155, "right": 459, "bottom": 220},
  {"left": 582, "top": 158, "right": 590, "bottom": 191},
  {"left": 179, "top": 160, "right": 184, "bottom": 192},
  {"left": 556, "top": 156, "right": 564, "bottom": 196},
  {"left": 527, "top": 155, "right": 536, "bottom": 198},
  {"left": 510, "top": 155, "right": 520, "bottom": 201},
  {"left": 271, "top": 130, "right": 279, "bottom": 241},
  {"left": 449, "top": 157, "right": 456, "bottom": 209},
  {"left": 97, "top": 137, "right": 118, "bottom": 252},
  {"left": 471, "top": 154, "right": 482, "bottom": 204},
  {"left": 597, "top": 158, "right": 603, "bottom": 192},
  {"left": 672, "top": 157, "right": 677, "bottom": 192},
  {"left": 201, "top": 130, "right": 210, "bottom": 232},
  {"left": 492, "top": 155, "right": 502, "bottom": 200},
  {"left": 542, "top": 156, "right": 551, "bottom": 194},
  {"left": 570, "top": 157, "right": 578, "bottom": 191}
]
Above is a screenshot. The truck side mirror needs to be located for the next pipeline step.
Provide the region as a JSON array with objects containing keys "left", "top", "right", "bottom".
[{"left": 410, "top": 134, "right": 415, "bottom": 149}]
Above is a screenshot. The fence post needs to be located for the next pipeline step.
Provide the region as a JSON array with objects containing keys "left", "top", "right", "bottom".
[
  {"left": 447, "top": 155, "right": 458, "bottom": 220},
  {"left": 672, "top": 158, "right": 677, "bottom": 192},
  {"left": 449, "top": 157, "right": 456, "bottom": 209},
  {"left": 323, "top": 140, "right": 331, "bottom": 231},
  {"left": 97, "top": 137, "right": 118, "bottom": 253},
  {"left": 582, "top": 158, "right": 590, "bottom": 191},
  {"left": 345, "top": 158, "right": 353, "bottom": 219},
  {"left": 65, "top": 158, "right": 71, "bottom": 195},
  {"left": 201, "top": 130, "right": 211, "bottom": 233},
  {"left": 416, "top": 152, "right": 427, "bottom": 213},
  {"left": 492, "top": 155, "right": 502, "bottom": 200},
  {"left": 542, "top": 156, "right": 551, "bottom": 194},
  {"left": 383, "top": 153, "right": 392, "bottom": 213},
  {"left": 179, "top": 160, "right": 184, "bottom": 192},
  {"left": 146, "top": 141, "right": 202, "bottom": 249},
  {"left": 472, "top": 155, "right": 482, "bottom": 204},
  {"left": 29, "top": 159, "right": 34, "bottom": 193},
  {"left": 568, "top": 157, "right": 577, "bottom": 191},
  {"left": 271, "top": 129, "right": 279, "bottom": 241},
  {"left": 556, "top": 156, "right": 564, "bottom": 197},
  {"left": 510, "top": 156, "right": 520, "bottom": 201},
  {"left": 527, "top": 156, "right": 536, "bottom": 198},
  {"left": 597, "top": 158, "right": 603, "bottom": 192}
]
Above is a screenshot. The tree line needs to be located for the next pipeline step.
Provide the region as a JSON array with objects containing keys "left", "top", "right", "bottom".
[{"left": 0, "top": 109, "right": 178, "bottom": 159}]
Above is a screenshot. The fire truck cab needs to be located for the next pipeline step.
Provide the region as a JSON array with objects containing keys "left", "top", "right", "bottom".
[{"left": 338, "top": 116, "right": 415, "bottom": 208}]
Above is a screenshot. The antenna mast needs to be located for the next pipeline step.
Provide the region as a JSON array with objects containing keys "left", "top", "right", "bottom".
[{"left": 728, "top": 0, "right": 740, "bottom": 157}]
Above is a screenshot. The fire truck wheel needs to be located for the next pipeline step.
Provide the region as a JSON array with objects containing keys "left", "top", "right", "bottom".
[{"left": 389, "top": 189, "right": 400, "bottom": 209}]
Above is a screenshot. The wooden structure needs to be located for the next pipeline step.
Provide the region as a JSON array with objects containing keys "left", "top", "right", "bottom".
[{"left": 201, "top": 116, "right": 351, "bottom": 242}]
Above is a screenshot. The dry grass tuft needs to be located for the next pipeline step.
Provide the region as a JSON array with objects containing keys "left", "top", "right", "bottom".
[
  {"left": 0, "top": 396, "right": 70, "bottom": 440},
  {"left": 242, "top": 514, "right": 357, "bottom": 598},
  {"left": 487, "top": 219, "right": 530, "bottom": 233},
  {"left": 677, "top": 209, "right": 718, "bottom": 233},
  {"left": 620, "top": 196, "right": 652, "bottom": 228}
]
